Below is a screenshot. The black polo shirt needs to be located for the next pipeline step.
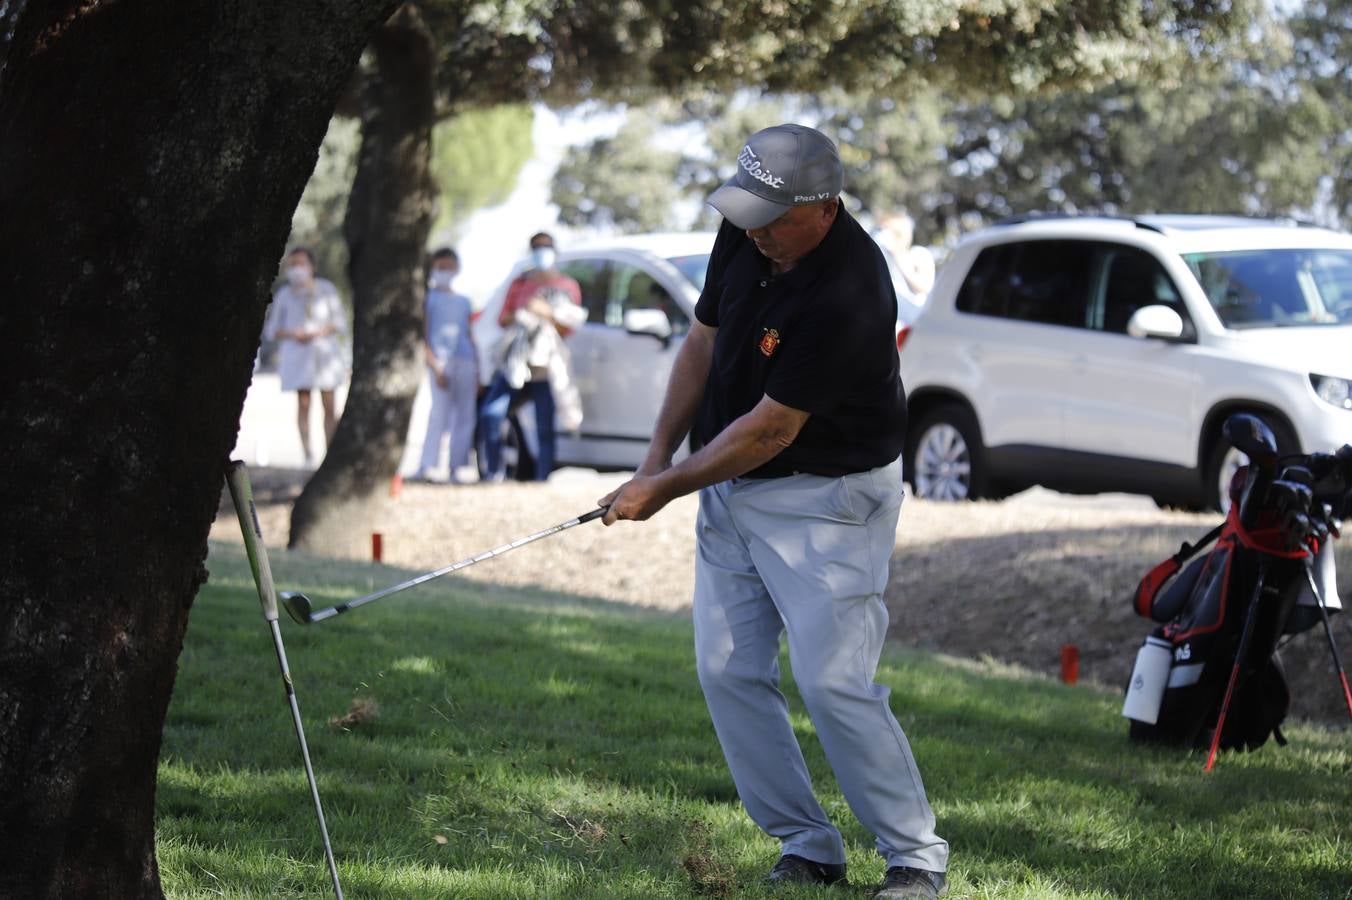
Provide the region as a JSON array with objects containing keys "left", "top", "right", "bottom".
[{"left": 692, "top": 207, "right": 908, "bottom": 479}]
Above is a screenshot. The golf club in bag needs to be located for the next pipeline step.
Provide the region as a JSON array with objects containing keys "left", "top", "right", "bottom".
[
  {"left": 224, "top": 462, "right": 344, "bottom": 898},
  {"left": 282, "top": 506, "right": 607, "bottom": 625},
  {"left": 1122, "top": 414, "right": 1352, "bottom": 770}
]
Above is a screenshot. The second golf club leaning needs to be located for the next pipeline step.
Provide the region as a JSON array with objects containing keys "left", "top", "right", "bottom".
[
  {"left": 225, "top": 461, "right": 344, "bottom": 899},
  {"left": 284, "top": 506, "right": 608, "bottom": 625}
]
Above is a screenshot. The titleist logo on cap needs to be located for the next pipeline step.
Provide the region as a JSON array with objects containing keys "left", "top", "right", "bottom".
[
  {"left": 708, "top": 124, "right": 844, "bottom": 229},
  {"left": 738, "top": 146, "right": 786, "bottom": 188}
]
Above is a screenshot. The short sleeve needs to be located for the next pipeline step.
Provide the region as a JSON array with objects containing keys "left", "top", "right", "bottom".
[
  {"left": 763, "top": 301, "right": 866, "bottom": 416},
  {"left": 559, "top": 276, "right": 582, "bottom": 306},
  {"left": 323, "top": 284, "right": 347, "bottom": 334},
  {"left": 694, "top": 219, "right": 741, "bottom": 328},
  {"left": 263, "top": 290, "right": 284, "bottom": 341},
  {"left": 500, "top": 277, "right": 530, "bottom": 323}
]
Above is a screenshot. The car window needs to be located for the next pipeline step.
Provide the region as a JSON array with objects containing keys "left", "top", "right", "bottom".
[
  {"left": 609, "top": 261, "right": 691, "bottom": 335},
  {"left": 666, "top": 254, "right": 710, "bottom": 292},
  {"left": 956, "top": 241, "right": 1092, "bottom": 328},
  {"left": 1185, "top": 248, "right": 1352, "bottom": 328},
  {"left": 560, "top": 258, "right": 610, "bottom": 324},
  {"left": 1092, "top": 246, "right": 1186, "bottom": 334},
  {"left": 955, "top": 244, "right": 1014, "bottom": 316}
]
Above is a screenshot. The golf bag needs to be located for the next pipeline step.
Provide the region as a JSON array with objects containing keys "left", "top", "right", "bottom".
[{"left": 1123, "top": 414, "right": 1352, "bottom": 757}]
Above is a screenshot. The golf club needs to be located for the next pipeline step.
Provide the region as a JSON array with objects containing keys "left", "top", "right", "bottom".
[
  {"left": 1303, "top": 565, "right": 1352, "bottom": 722},
  {"left": 283, "top": 506, "right": 608, "bottom": 625},
  {"left": 1205, "top": 559, "right": 1270, "bottom": 773},
  {"left": 1223, "top": 413, "right": 1280, "bottom": 528},
  {"left": 224, "top": 461, "right": 344, "bottom": 899}
]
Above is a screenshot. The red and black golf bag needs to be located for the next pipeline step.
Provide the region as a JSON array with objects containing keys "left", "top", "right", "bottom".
[{"left": 1123, "top": 415, "right": 1352, "bottom": 767}]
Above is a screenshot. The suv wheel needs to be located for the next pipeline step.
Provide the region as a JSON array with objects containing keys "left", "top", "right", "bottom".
[
  {"left": 906, "top": 405, "right": 989, "bottom": 501},
  {"left": 1203, "top": 414, "right": 1295, "bottom": 513}
]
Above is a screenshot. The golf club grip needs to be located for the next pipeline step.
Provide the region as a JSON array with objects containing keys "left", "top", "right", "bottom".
[
  {"left": 224, "top": 461, "right": 280, "bottom": 622},
  {"left": 326, "top": 507, "right": 608, "bottom": 619}
]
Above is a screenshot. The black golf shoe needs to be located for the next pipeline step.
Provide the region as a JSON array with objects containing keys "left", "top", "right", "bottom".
[
  {"left": 766, "top": 854, "right": 848, "bottom": 887},
  {"left": 869, "top": 866, "right": 946, "bottom": 898}
]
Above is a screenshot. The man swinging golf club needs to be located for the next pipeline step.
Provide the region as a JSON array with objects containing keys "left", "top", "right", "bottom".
[{"left": 600, "top": 124, "right": 949, "bottom": 898}]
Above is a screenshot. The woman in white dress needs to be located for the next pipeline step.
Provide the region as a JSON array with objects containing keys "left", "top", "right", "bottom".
[{"left": 264, "top": 246, "right": 348, "bottom": 466}]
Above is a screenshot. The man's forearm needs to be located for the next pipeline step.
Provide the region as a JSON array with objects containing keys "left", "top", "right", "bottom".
[
  {"left": 653, "top": 409, "right": 794, "bottom": 499},
  {"left": 642, "top": 325, "right": 714, "bottom": 471}
]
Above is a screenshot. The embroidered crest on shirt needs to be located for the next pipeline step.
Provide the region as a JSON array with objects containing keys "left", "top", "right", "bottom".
[{"left": 758, "top": 328, "right": 780, "bottom": 357}]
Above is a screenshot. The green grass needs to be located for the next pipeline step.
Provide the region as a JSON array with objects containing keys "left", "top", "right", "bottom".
[{"left": 158, "top": 543, "right": 1352, "bottom": 899}]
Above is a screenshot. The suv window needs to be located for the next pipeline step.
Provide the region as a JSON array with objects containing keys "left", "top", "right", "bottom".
[
  {"left": 958, "top": 240, "right": 1185, "bottom": 334},
  {"left": 957, "top": 241, "right": 1094, "bottom": 327},
  {"left": 1093, "top": 246, "right": 1186, "bottom": 334},
  {"left": 610, "top": 261, "right": 691, "bottom": 335},
  {"left": 1185, "top": 248, "right": 1352, "bottom": 328},
  {"left": 560, "top": 258, "right": 610, "bottom": 324}
]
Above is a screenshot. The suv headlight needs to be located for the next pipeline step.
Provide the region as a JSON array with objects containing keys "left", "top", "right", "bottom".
[{"left": 1310, "top": 374, "right": 1352, "bottom": 410}]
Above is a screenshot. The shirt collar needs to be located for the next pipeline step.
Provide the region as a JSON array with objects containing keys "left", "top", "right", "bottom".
[{"left": 764, "top": 204, "right": 852, "bottom": 288}]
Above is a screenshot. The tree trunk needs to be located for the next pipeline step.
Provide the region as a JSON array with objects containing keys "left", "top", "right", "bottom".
[
  {"left": 288, "top": 4, "right": 437, "bottom": 553},
  {"left": 0, "top": 2, "right": 398, "bottom": 897}
]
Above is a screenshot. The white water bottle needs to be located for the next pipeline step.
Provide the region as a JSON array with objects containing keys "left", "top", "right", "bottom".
[{"left": 1122, "top": 637, "right": 1173, "bottom": 724}]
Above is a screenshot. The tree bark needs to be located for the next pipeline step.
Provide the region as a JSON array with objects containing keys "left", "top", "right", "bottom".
[
  {"left": 288, "top": 3, "right": 438, "bottom": 553},
  {"left": 0, "top": 2, "right": 398, "bottom": 897}
]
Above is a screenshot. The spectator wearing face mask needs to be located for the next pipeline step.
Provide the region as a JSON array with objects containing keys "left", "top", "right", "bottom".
[
  {"left": 479, "top": 231, "right": 584, "bottom": 481},
  {"left": 263, "top": 245, "right": 348, "bottom": 467},
  {"left": 414, "top": 247, "right": 479, "bottom": 483}
]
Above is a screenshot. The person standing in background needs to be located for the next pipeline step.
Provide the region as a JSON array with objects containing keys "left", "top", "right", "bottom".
[
  {"left": 873, "top": 211, "right": 936, "bottom": 306},
  {"left": 415, "top": 247, "right": 478, "bottom": 483},
  {"left": 478, "top": 231, "right": 584, "bottom": 482},
  {"left": 264, "top": 246, "right": 347, "bottom": 467}
]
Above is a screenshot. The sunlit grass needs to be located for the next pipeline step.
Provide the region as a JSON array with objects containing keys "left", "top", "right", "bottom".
[{"left": 157, "top": 542, "right": 1352, "bottom": 898}]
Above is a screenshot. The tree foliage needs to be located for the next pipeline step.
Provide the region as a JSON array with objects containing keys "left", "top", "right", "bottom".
[
  {"left": 1291, "top": 0, "right": 1352, "bottom": 224},
  {"left": 283, "top": 102, "right": 534, "bottom": 297},
  {"left": 552, "top": 5, "right": 1350, "bottom": 244},
  {"left": 288, "top": 116, "right": 361, "bottom": 299},
  {"left": 431, "top": 103, "right": 535, "bottom": 237}
]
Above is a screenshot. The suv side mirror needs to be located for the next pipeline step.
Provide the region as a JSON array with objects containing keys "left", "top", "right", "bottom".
[
  {"left": 623, "top": 307, "right": 673, "bottom": 345},
  {"left": 1126, "top": 304, "right": 1186, "bottom": 341}
]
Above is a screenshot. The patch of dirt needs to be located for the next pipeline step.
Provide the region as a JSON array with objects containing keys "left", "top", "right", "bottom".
[{"left": 213, "top": 468, "right": 1352, "bottom": 728}]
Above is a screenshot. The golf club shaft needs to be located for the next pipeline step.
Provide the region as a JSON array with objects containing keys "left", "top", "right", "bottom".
[
  {"left": 270, "top": 619, "right": 344, "bottom": 899},
  {"left": 1304, "top": 566, "right": 1352, "bottom": 721},
  {"left": 307, "top": 506, "right": 607, "bottom": 623},
  {"left": 225, "top": 462, "right": 344, "bottom": 898}
]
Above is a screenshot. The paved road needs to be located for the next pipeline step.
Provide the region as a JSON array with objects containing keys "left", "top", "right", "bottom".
[{"left": 232, "top": 371, "right": 434, "bottom": 476}]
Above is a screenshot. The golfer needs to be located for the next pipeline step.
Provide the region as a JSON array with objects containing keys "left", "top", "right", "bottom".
[{"left": 600, "top": 124, "right": 948, "bottom": 899}]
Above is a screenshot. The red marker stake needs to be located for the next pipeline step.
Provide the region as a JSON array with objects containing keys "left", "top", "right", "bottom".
[{"left": 1060, "top": 645, "right": 1079, "bottom": 685}]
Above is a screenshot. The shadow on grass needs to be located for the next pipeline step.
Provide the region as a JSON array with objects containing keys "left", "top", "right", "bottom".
[{"left": 159, "top": 541, "right": 1351, "bottom": 899}]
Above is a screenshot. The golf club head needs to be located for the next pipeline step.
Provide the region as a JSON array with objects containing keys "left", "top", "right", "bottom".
[
  {"left": 281, "top": 591, "right": 314, "bottom": 625},
  {"left": 1284, "top": 512, "right": 1313, "bottom": 551},
  {"left": 1268, "top": 480, "right": 1313, "bottom": 518},
  {"left": 1279, "top": 464, "right": 1313, "bottom": 487},
  {"left": 1223, "top": 413, "right": 1279, "bottom": 468}
]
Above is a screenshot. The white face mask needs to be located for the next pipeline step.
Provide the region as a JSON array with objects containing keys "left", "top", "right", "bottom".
[
  {"left": 286, "top": 265, "right": 312, "bottom": 288},
  {"left": 429, "top": 269, "right": 456, "bottom": 290},
  {"left": 531, "top": 247, "right": 557, "bottom": 272}
]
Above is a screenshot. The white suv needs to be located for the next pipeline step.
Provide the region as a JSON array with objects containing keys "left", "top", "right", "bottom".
[{"left": 898, "top": 215, "right": 1352, "bottom": 509}]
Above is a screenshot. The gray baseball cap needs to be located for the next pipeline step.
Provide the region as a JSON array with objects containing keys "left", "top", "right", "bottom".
[{"left": 707, "top": 124, "right": 844, "bottom": 230}]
